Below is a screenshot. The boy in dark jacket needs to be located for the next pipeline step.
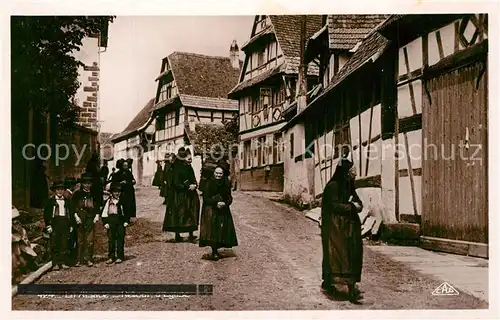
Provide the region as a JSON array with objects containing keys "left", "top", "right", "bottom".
[
  {"left": 101, "top": 182, "right": 130, "bottom": 264},
  {"left": 72, "top": 172, "right": 100, "bottom": 267},
  {"left": 44, "top": 181, "right": 73, "bottom": 270}
]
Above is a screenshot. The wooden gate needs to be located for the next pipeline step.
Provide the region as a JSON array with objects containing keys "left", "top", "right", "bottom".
[{"left": 422, "top": 61, "right": 488, "bottom": 244}]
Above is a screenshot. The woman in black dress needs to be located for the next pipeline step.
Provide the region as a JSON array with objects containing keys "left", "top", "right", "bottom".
[
  {"left": 199, "top": 166, "right": 238, "bottom": 260},
  {"left": 111, "top": 158, "right": 137, "bottom": 219}
]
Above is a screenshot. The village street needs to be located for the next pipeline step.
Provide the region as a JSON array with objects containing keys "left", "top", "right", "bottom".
[{"left": 12, "top": 187, "right": 487, "bottom": 311}]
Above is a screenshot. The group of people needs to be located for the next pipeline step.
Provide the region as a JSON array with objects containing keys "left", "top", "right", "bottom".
[
  {"left": 41, "top": 146, "right": 363, "bottom": 303},
  {"left": 154, "top": 147, "right": 238, "bottom": 261},
  {"left": 42, "top": 154, "right": 139, "bottom": 270}
]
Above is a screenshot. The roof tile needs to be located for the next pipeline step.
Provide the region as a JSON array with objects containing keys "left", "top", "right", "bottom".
[
  {"left": 168, "top": 52, "right": 242, "bottom": 98},
  {"left": 328, "top": 15, "right": 390, "bottom": 50},
  {"left": 179, "top": 94, "right": 238, "bottom": 111}
]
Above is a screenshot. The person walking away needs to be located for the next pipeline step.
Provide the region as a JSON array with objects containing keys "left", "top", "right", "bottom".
[
  {"left": 162, "top": 148, "right": 200, "bottom": 242},
  {"left": 152, "top": 160, "right": 163, "bottom": 189},
  {"left": 112, "top": 159, "right": 137, "bottom": 219},
  {"left": 321, "top": 158, "right": 364, "bottom": 303},
  {"left": 101, "top": 182, "right": 129, "bottom": 264},
  {"left": 199, "top": 166, "right": 238, "bottom": 261},
  {"left": 72, "top": 173, "right": 100, "bottom": 267},
  {"left": 44, "top": 181, "right": 73, "bottom": 270}
]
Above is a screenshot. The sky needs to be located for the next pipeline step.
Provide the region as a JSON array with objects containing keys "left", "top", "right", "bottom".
[{"left": 98, "top": 16, "right": 254, "bottom": 134}]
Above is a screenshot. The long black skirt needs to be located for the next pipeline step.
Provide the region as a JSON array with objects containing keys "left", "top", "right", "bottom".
[
  {"left": 162, "top": 190, "right": 200, "bottom": 233},
  {"left": 199, "top": 204, "right": 238, "bottom": 248}
]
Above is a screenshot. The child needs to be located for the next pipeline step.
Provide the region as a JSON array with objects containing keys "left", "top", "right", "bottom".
[
  {"left": 72, "top": 172, "right": 100, "bottom": 267},
  {"left": 43, "top": 180, "right": 73, "bottom": 270},
  {"left": 100, "top": 182, "right": 129, "bottom": 264},
  {"left": 64, "top": 177, "right": 78, "bottom": 266}
]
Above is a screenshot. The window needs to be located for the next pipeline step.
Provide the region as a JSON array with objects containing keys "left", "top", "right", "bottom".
[
  {"left": 258, "top": 51, "right": 264, "bottom": 67},
  {"left": 156, "top": 112, "right": 166, "bottom": 130},
  {"left": 258, "top": 136, "right": 265, "bottom": 166},
  {"left": 260, "top": 88, "right": 271, "bottom": 117},
  {"left": 290, "top": 133, "right": 294, "bottom": 159},
  {"left": 244, "top": 140, "right": 251, "bottom": 168},
  {"left": 273, "top": 133, "right": 282, "bottom": 164},
  {"left": 268, "top": 41, "right": 277, "bottom": 61},
  {"left": 166, "top": 111, "right": 175, "bottom": 129},
  {"left": 175, "top": 109, "right": 180, "bottom": 125},
  {"left": 251, "top": 95, "right": 260, "bottom": 114}
]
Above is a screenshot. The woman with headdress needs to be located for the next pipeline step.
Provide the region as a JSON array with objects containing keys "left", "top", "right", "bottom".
[
  {"left": 111, "top": 158, "right": 137, "bottom": 219},
  {"left": 321, "top": 157, "right": 364, "bottom": 303},
  {"left": 199, "top": 165, "right": 238, "bottom": 260},
  {"left": 162, "top": 147, "right": 200, "bottom": 242}
]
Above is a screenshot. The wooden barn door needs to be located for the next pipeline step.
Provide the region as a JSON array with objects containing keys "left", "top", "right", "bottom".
[{"left": 422, "top": 61, "right": 488, "bottom": 243}]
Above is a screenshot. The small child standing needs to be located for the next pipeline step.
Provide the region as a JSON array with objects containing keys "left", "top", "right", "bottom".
[
  {"left": 64, "top": 177, "right": 78, "bottom": 266},
  {"left": 43, "top": 181, "right": 73, "bottom": 270},
  {"left": 100, "top": 182, "right": 129, "bottom": 264}
]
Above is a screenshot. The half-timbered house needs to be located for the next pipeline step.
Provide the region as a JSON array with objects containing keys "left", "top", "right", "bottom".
[
  {"left": 151, "top": 47, "right": 241, "bottom": 182},
  {"left": 378, "top": 14, "right": 488, "bottom": 257},
  {"left": 111, "top": 98, "right": 156, "bottom": 185},
  {"left": 228, "top": 15, "right": 323, "bottom": 192},
  {"left": 281, "top": 14, "right": 389, "bottom": 206},
  {"left": 284, "top": 14, "right": 488, "bottom": 257}
]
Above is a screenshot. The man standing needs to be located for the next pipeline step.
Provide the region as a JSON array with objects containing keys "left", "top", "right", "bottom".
[
  {"left": 72, "top": 172, "right": 100, "bottom": 267},
  {"left": 163, "top": 148, "right": 200, "bottom": 242},
  {"left": 321, "top": 158, "right": 364, "bottom": 303}
]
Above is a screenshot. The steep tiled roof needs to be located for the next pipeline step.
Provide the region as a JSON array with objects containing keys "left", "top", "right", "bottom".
[
  {"left": 270, "top": 15, "right": 324, "bottom": 74},
  {"left": 270, "top": 15, "right": 324, "bottom": 59},
  {"left": 286, "top": 31, "right": 390, "bottom": 127},
  {"left": 328, "top": 15, "right": 390, "bottom": 50},
  {"left": 168, "top": 52, "right": 242, "bottom": 98},
  {"left": 112, "top": 98, "right": 155, "bottom": 142},
  {"left": 179, "top": 94, "right": 238, "bottom": 111},
  {"left": 229, "top": 15, "right": 323, "bottom": 96}
]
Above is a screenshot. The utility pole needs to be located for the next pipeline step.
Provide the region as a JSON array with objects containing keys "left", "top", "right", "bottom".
[{"left": 297, "top": 15, "right": 308, "bottom": 113}]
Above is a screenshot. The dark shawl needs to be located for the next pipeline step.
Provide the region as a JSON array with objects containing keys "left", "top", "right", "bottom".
[
  {"left": 162, "top": 160, "right": 200, "bottom": 232},
  {"left": 321, "top": 160, "right": 363, "bottom": 285},
  {"left": 199, "top": 176, "right": 237, "bottom": 248}
]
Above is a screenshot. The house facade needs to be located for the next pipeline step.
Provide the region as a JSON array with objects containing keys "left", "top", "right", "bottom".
[
  {"left": 379, "top": 14, "right": 488, "bottom": 257},
  {"left": 284, "top": 14, "right": 488, "bottom": 258},
  {"left": 111, "top": 98, "right": 156, "bottom": 185},
  {"left": 282, "top": 15, "right": 389, "bottom": 206},
  {"left": 228, "top": 15, "right": 323, "bottom": 192},
  {"left": 151, "top": 46, "right": 241, "bottom": 183}
]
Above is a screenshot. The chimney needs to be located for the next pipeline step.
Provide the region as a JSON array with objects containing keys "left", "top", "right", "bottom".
[
  {"left": 296, "top": 15, "right": 308, "bottom": 113},
  {"left": 229, "top": 40, "right": 240, "bottom": 69}
]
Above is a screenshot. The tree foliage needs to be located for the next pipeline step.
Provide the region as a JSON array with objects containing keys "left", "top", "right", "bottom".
[
  {"left": 11, "top": 16, "right": 114, "bottom": 129},
  {"left": 190, "top": 113, "right": 239, "bottom": 156}
]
